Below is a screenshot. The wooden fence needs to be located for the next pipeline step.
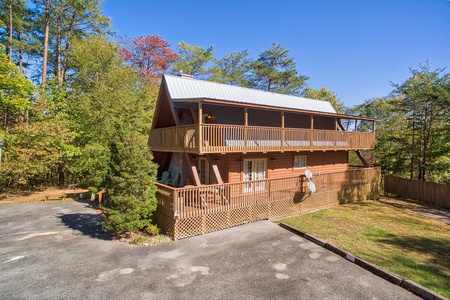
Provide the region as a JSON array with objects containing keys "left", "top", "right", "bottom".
[{"left": 384, "top": 175, "right": 450, "bottom": 208}]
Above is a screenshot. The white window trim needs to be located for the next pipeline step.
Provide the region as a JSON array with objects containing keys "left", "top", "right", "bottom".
[
  {"left": 243, "top": 158, "right": 267, "bottom": 193},
  {"left": 294, "top": 155, "right": 307, "bottom": 169}
]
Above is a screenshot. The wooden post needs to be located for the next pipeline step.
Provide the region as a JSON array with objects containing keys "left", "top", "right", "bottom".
[
  {"left": 96, "top": 189, "right": 106, "bottom": 205},
  {"left": 198, "top": 102, "right": 203, "bottom": 154},
  {"left": 173, "top": 189, "right": 179, "bottom": 217},
  {"left": 334, "top": 117, "right": 338, "bottom": 146},
  {"left": 281, "top": 112, "right": 285, "bottom": 148},
  {"left": 310, "top": 115, "right": 314, "bottom": 148},
  {"left": 207, "top": 155, "right": 223, "bottom": 185},
  {"left": 244, "top": 107, "right": 248, "bottom": 148},
  {"left": 184, "top": 153, "right": 201, "bottom": 186}
]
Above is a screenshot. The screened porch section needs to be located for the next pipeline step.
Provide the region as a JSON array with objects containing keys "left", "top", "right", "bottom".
[{"left": 149, "top": 102, "right": 376, "bottom": 154}]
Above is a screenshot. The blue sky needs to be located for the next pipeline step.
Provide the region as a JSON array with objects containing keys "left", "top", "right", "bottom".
[{"left": 102, "top": 0, "right": 450, "bottom": 107}]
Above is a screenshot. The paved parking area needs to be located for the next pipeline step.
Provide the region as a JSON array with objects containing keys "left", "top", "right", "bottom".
[{"left": 0, "top": 201, "right": 418, "bottom": 300}]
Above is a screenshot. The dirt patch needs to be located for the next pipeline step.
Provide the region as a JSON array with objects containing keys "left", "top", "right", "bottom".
[
  {"left": 379, "top": 196, "right": 450, "bottom": 226},
  {"left": 0, "top": 188, "right": 90, "bottom": 204}
]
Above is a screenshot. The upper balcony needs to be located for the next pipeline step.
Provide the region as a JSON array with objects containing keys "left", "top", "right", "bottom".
[{"left": 148, "top": 123, "right": 375, "bottom": 154}]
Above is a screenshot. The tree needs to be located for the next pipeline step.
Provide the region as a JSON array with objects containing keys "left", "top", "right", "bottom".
[
  {"left": 250, "top": 43, "right": 308, "bottom": 95},
  {"left": 67, "top": 36, "right": 158, "bottom": 234},
  {"left": 50, "top": 0, "right": 111, "bottom": 84},
  {"left": 303, "top": 86, "right": 346, "bottom": 114},
  {"left": 171, "top": 41, "right": 215, "bottom": 78},
  {"left": 0, "top": 0, "right": 40, "bottom": 74},
  {"left": 119, "top": 35, "right": 177, "bottom": 83},
  {"left": 0, "top": 72, "right": 77, "bottom": 191},
  {"left": 0, "top": 45, "right": 34, "bottom": 130},
  {"left": 209, "top": 50, "right": 253, "bottom": 87},
  {"left": 100, "top": 134, "right": 158, "bottom": 235},
  {"left": 392, "top": 63, "right": 450, "bottom": 182},
  {"left": 40, "top": 0, "right": 50, "bottom": 86},
  {"left": 31, "top": 0, "right": 111, "bottom": 86},
  {"left": 349, "top": 97, "right": 409, "bottom": 177}
]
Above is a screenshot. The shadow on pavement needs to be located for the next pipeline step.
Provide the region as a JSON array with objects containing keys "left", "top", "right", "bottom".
[{"left": 58, "top": 212, "right": 112, "bottom": 240}]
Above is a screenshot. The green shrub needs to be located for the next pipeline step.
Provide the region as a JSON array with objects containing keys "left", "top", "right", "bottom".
[
  {"left": 100, "top": 135, "right": 159, "bottom": 236},
  {"left": 130, "top": 236, "right": 147, "bottom": 245}
]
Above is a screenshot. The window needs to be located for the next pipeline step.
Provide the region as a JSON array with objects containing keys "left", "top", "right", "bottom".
[
  {"left": 243, "top": 158, "right": 267, "bottom": 193},
  {"left": 294, "top": 155, "right": 307, "bottom": 169}
]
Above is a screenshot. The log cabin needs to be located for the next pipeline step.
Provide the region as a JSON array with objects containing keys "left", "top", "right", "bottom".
[{"left": 149, "top": 74, "right": 380, "bottom": 239}]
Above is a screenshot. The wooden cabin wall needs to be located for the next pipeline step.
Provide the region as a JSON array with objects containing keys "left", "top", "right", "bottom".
[
  {"left": 153, "top": 84, "right": 174, "bottom": 128},
  {"left": 225, "top": 151, "right": 348, "bottom": 183}
]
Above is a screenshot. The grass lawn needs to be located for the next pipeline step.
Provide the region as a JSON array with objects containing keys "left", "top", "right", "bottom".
[{"left": 279, "top": 196, "right": 450, "bottom": 299}]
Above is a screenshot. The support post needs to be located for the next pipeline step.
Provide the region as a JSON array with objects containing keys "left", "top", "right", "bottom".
[
  {"left": 244, "top": 107, "right": 248, "bottom": 148},
  {"left": 198, "top": 102, "right": 203, "bottom": 154},
  {"left": 184, "top": 153, "right": 201, "bottom": 186},
  {"left": 206, "top": 155, "right": 223, "bottom": 185},
  {"left": 334, "top": 117, "right": 338, "bottom": 146},
  {"left": 355, "top": 150, "right": 370, "bottom": 168},
  {"left": 281, "top": 112, "right": 285, "bottom": 148}
]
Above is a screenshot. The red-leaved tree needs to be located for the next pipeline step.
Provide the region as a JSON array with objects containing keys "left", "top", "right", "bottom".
[{"left": 120, "top": 35, "right": 178, "bottom": 82}]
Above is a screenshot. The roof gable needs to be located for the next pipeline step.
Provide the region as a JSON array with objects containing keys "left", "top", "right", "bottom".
[{"left": 163, "top": 74, "right": 337, "bottom": 114}]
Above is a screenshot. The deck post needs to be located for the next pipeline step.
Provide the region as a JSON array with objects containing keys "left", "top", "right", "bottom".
[
  {"left": 281, "top": 112, "right": 285, "bottom": 149},
  {"left": 334, "top": 117, "right": 338, "bottom": 146},
  {"left": 244, "top": 107, "right": 248, "bottom": 148},
  {"left": 198, "top": 102, "right": 203, "bottom": 153},
  {"left": 173, "top": 189, "right": 179, "bottom": 240},
  {"left": 310, "top": 115, "right": 314, "bottom": 149}
]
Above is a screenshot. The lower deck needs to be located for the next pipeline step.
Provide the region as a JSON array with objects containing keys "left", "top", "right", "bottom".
[{"left": 154, "top": 168, "right": 381, "bottom": 239}]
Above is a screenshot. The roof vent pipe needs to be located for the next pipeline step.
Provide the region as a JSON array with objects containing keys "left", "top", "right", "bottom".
[{"left": 179, "top": 70, "right": 194, "bottom": 79}]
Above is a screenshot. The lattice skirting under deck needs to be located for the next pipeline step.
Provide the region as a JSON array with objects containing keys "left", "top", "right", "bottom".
[{"left": 155, "top": 182, "right": 377, "bottom": 240}]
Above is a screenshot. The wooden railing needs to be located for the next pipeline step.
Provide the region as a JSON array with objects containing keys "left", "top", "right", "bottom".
[
  {"left": 149, "top": 124, "right": 199, "bottom": 152},
  {"left": 156, "top": 168, "right": 381, "bottom": 220},
  {"left": 149, "top": 124, "right": 376, "bottom": 153}
]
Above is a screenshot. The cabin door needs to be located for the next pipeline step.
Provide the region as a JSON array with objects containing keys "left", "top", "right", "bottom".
[{"left": 243, "top": 158, "right": 266, "bottom": 193}]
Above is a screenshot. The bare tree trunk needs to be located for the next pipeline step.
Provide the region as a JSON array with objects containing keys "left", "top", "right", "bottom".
[
  {"left": 41, "top": 0, "right": 51, "bottom": 87},
  {"left": 60, "top": 10, "right": 77, "bottom": 83},
  {"left": 9, "top": 3, "right": 13, "bottom": 62},
  {"left": 56, "top": 16, "right": 62, "bottom": 85},
  {"left": 18, "top": 31, "right": 24, "bottom": 74}
]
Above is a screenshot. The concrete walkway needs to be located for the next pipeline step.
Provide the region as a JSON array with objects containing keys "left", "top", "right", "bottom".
[{"left": 0, "top": 202, "right": 418, "bottom": 300}]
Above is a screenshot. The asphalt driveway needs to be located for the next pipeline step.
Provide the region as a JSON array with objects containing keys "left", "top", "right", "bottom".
[{"left": 0, "top": 201, "right": 418, "bottom": 300}]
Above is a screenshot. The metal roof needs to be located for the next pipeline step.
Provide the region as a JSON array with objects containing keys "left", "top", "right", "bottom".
[{"left": 163, "top": 74, "right": 337, "bottom": 114}]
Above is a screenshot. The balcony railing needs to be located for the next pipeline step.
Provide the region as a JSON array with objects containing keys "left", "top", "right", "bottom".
[{"left": 149, "top": 124, "right": 375, "bottom": 153}]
